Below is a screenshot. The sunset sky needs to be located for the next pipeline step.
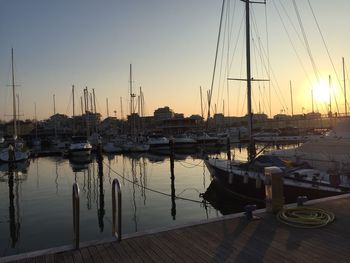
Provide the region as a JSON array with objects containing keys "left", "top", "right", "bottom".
[{"left": 1, "top": 0, "right": 350, "bottom": 121}]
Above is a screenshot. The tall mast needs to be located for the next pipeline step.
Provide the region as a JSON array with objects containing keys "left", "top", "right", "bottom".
[
  {"left": 290, "top": 80, "right": 294, "bottom": 116},
  {"left": 34, "top": 103, "right": 38, "bottom": 139},
  {"left": 244, "top": 0, "right": 253, "bottom": 144},
  {"left": 16, "top": 94, "right": 20, "bottom": 136},
  {"left": 343, "top": 57, "right": 347, "bottom": 116},
  {"left": 120, "top": 97, "right": 123, "bottom": 120},
  {"left": 72, "top": 85, "right": 75, "bottom": 117},
  {"left": 80, "top": 96, "right": 83, "bottom": 115},
  {"left": 53, "top": 94, "right": 56, "bottom": 115},
  {"left": 93, "top": 88, "right": 96, "bottom": 114},
  {"left": 129, "top": 64, "right": 136, "bottom": 135},
  {"left": 200, "top": 86, "right": 204, "bottom": 119},
  {"left": 11, "top": 48, "right": 17, "bottom": 137},
  {"left": 106, "top": 98, "right": 109, "bottom": 117},
  {"left": 54, "top": 94, "right": 57, "bottom": 138},
  {"left": 329, "top": 75, "right": 332, "bottom": 114}
]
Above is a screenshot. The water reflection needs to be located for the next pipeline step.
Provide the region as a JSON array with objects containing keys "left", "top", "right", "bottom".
[
  {"left": 0, "top": 161, "right": 29, "bottom": 249},
  {"left": 1, "top": 147, "right": 249, "bottom": 256},
  {"left": 97, "top": 153, "right": 105, "bottom": 232}
]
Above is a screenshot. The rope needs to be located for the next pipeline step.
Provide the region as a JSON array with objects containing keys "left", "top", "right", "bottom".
[
  {"left": 178, "top": 160, "right": 203, "bottom": 169},
  {"left": 277, "top": 207, "right": 335, "bottom": 228},
  {"left": 103, "top": 160, "right": 204, "bottom": 204}
]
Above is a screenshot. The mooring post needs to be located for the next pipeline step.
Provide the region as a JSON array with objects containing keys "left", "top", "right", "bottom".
[
  {"left": 169, "top": 139, "right": 176, "bottom": 220},
  {"left": 265, "top": 167, "right": 284, "bottom": 213},
  {"left": 72, "top": 183, "right": 80, "bottom": 249}
]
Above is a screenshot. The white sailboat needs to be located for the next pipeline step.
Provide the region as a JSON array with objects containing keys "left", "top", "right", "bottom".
[
  {"left": 0, "top": 49, "right": 30, "bottom": 163},
  {"left": 68, "top": 86, "right": 92, "bottom": 157}
]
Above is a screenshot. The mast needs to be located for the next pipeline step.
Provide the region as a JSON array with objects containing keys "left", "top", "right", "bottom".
[
  {"left": 11, "top": 48, "right": 17, "bottom": 138},
  {"left": 54, "top": 94, "right": 57, "bottom": 138},
  {"left": 16, "top": 94, "right": 20, "bottom": 136},
  {"left": 244, "top": 0, "right": 253, "bottom": 144},
  {"left": 343, "top": 57, "right": 347, "bottom": 116},
  {"left": 53, "top": 94, "right": 56, "bottom": 115},
  {"left": 93, "top": 88, "right": 97, "bottom": 114},
  {"left": 34, "top": 103, "right": 38, "bottom": 139},
  {"left": 129, "top": 64, "right": 136, "bottom": 136},
  {"left": 329, "top": 75, "right": 332, "bottom": 114},
  {"left": 290, "top": 80, "right": 294, "bottom": 116},
  {"left": 72, "top": 85, "right": 75, "bottom": 117},
  {"left": 200, "top": 86, "right": 204, "bottom": 119},
  {"left": 120, "top": 97, "right": 123, "bottom": 120},
  {"left": 80, "top": 96, "right": 83, "bottom": 115},
  {"left": 106, "top": 98, "right": 109, "bottom": 117}
]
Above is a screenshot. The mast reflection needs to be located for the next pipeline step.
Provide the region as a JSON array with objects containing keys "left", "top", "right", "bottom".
[{"left": 0, "top": 161, "right": 29, "bottom": 248}]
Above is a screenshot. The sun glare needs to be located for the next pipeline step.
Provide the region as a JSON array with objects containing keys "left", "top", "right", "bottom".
[{"left": 313, "top": 79, "right": 330, "bottom": 103}]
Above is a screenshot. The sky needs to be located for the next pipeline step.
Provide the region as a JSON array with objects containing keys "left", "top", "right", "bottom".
[{"left": 1, "top": 0, "right": 350, "bottom": 121}]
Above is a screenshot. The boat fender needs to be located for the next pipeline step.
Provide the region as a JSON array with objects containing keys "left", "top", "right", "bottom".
[{"left": 244, "top": 172, "right": 249, "bottom": 184}]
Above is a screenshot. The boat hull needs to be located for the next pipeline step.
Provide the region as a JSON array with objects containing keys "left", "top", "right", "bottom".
[{"left": 205, "top": 159, "right": 347, "bottom": 204}]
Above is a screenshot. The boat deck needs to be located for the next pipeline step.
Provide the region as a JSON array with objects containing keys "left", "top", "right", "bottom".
[{"left": 2, "top": 194, "right": 350, "bottom": 263}]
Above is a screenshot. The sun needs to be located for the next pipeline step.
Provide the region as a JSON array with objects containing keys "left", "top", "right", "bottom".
[{"left": 313, "top": 79, "right": 330, "bottom": 103}]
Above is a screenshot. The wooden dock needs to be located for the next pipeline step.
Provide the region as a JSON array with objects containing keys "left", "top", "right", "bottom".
[{"left": 2, "top": 194, "right": 350, "bottom": 263}]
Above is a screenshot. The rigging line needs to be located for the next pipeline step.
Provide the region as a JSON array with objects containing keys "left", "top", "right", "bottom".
[
  {"left": 226, "top": 0, "right": 231, "bottom": 116},
  {"left": 254, "top": 33, "right": 289, "bottom": 110},
  {"left": 264, "top": 0, "right": 271, "bottom": 117},
  {"left": 307, "top": 0, "right": 345, "bottom": 103},
  {"left": 292, "top": 0, "right": 320, "bottom": 82},
  {"left": 208, "top": 0, "right": 226, "bottom": 120},
  {"left": 103, "top": 160, "right": 204, "bottom": 204},
  {"left": 216, "top": 2, "right": 230, "bottom": 112},
  {"left": 237, "top": 43, "right": 246, "bottom": 116},
  {"left": 273, "top": 0, "right": 312, "bottom": 87}
]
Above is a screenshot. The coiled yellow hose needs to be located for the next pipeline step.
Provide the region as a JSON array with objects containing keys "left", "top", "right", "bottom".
[{"left": 277, "top": 207, "right": 335, "bottom": 228}]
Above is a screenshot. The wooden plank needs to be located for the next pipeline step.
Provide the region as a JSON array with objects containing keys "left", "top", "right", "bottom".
[
  {"left": 79, "top": 248, "right": 94, "bottom": 263},
  {"left": 137, "top": 235, "right": 176, "bottom": 263},
  {"left": 162, "top": 229, "right": 209, "bottom": 263},
  {"left": 87, "top": 246, "right": 104, "bottom": 263},
  {"left": 94, "top": 245, "right": 113, "bottom": 263},
  {"left": 130, "top": 236, "right": 169, "bottom": 263},
  {"left": 118, "top": 241, "right": 144, "bottom": 263},
  {"left": 150, "top": 232, "right": 196, "bottom": 263},
  {"left": 123, "top": 239, "right": 155, "bottom": 263},
  {"left": 71, "top": 250, "right": 84, "bottom": 263},
  {"left": 102, "top": 243, "right": 122, "bottom": 263},
  {"left": 44, "top": 254, "right": 55, "bottom": 263},
  {"left": 62, "top": 251, "right": 74, "bottom": 263},
  {"left": 108, "top": 242, "right": 133, "bottom": 262}
]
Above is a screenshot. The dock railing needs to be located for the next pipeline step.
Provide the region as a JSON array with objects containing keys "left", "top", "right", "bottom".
[
  {"left": 72, "top": 183, "right": 80, "bottom": 249},
  {"left": 112, "top": 178, "right": 122, "bottom": 242}
]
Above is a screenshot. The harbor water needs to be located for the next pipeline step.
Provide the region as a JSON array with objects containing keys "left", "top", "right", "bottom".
[{"left": 0, "top": 146, "right": 253, "bottom": 257}]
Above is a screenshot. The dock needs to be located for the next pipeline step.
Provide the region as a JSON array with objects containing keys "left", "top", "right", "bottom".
[{"left": 2, "top": 194, "right": 350, "bottom": 263}]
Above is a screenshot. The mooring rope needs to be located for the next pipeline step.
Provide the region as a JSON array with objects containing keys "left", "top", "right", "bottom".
[
  {"left": 103, "top": 160, "right": 204, "bottom": 204},
  {"left": 277, "top": 207, "right": 335, "bottom": 228}
]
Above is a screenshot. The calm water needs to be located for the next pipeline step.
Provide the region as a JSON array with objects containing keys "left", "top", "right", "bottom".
[{"left": 0, "top": 147, "right": 252, "bottom": 257}]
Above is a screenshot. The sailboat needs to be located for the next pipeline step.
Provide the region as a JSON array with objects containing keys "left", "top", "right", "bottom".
[
  {"left": 0, "top": 49, "right": 30, "bottom": 163},
  {"left": 204, "top": 1, "right": 350, "bottom": 204},
  {"left": 68, "top": 86, "right": 93, "bottom": 157},
  {"left": 121, "top": 64, "right": 149, "bottom": 153}
]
